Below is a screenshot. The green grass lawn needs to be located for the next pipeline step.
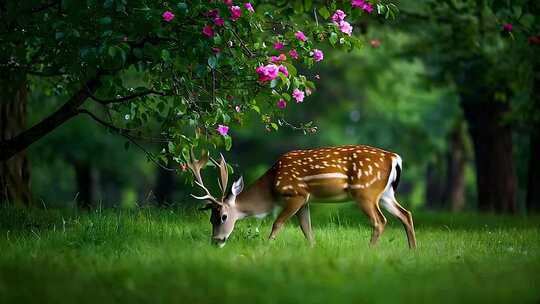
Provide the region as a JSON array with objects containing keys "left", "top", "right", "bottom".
[{"left": 1, "top": 205, "right": 539, "bottom": 304}]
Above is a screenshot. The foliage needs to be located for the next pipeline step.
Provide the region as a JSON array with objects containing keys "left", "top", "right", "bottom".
[
  {"left": 0, "top": 0, "right": 399, "bottom": 169},
  {"left": 1, "top": 207, "right": 539, "bottom": 303}
]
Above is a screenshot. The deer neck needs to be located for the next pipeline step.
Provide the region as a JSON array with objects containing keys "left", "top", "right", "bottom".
[{"left": 234, "top": 170, "right": 276, "bottom": 218}]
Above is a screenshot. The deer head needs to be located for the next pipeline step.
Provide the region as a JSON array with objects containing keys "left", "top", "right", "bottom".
[{"left": 187, "top": 149, "right": 244, "bottom": 247}]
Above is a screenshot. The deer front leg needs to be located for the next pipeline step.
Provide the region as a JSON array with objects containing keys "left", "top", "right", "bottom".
[
  {"left": 269, "top": 196, "right": 306, "bottom": 240},
  {"left": 296, "top": 204, "right": 314, "bottom": 244}
]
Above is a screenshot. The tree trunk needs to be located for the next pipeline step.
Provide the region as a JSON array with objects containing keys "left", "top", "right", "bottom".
[
  {"left": 73, "top": 161, "right": 97, "bottom": 210},
  {"left": 0, "top": 75, "right": 31, "bottom": 206},
  {"left": 460, "top": 95, "right": 517, "bottom": 213},
  {"left": 154, "top": 164, "right": 176, "bottom": 206},
  {"left": 445, "top": 121, "right": 467, "bottom": 212},
  {"left": 527, "top": 62, "right": 540, "bottom": 213},
  {"left": 425, "top": 160, "right": 445, "bottom": 210}
]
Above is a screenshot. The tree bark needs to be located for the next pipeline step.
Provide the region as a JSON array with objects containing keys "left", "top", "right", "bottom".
[
  {"left": 527, "top": 62, "right": 540, "bottom": 213},
  {"left": 154, "top": 167, "right": 176, "bottom": 206},
  {"left": 527, "top": 123, "right": 540, "bottom": 213},
  {"left": 0, "top": 77, "right": 32, "bottom": 206},
  {"left": 460, "top": 95, "right": 517, "bottom": 213},
  {"left": 425, "top": 160, "right": 445, "bottom": 210},
  {"left": 73, "top": 161, "right": 97, "bottom": 210},
  {"left": 0, "top": 76, "right": 100, "bottom": 162},
  {"left": 444, "top": 121, "right": 467, "bottom": 212}
]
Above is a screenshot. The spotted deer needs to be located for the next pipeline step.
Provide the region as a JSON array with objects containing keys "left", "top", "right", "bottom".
[{"left": 188, "top": 145, "right": 416, "bottom": 248}]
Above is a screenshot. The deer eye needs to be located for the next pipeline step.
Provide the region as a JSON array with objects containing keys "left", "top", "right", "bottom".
[{"left": 221, "top": 214, "right": 228, "bottom": 223}]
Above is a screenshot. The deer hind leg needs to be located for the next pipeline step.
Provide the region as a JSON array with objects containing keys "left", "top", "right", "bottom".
[
  {"left": 352, "top": 191, "right": 387, "bottom": 246},
  {"left": 296, "top": 203, "right": 314, "bottom": 244},
  {"left": 380, "top": 188, "right": 417, "bottom": 249},
  {"left": 269, "top": 196, "right": 306, "bottom": 241}
]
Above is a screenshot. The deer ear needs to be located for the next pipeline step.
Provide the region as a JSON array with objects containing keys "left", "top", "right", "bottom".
[{"left": 231, "top": 176, "right": 244, "bottom": 196}]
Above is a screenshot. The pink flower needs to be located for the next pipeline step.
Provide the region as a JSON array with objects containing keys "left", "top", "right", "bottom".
[
  {"left": 288, "top": 49, "right": 299, "bottom": 59},
  {"left": 202, "top": 25, "right": 214, "bottom": 38},
  {"left": 274, "top": 41, "right": 283, "bottom": 50},
  {"left": 313, "top": 49, "right": 324, "bottom": 62},
  {"left": 207, "top": 9, "right": 219, "bottom": 18},
  {"left": 292, "top": 89, "right": 305, "bottom": 103},
  {"left": 256, "top": 64, "right": 279, "bottom": 82},
  {"left": 230, "top": 5, "right": 242, "bottom": 21},
  {"left": 339, "top": 20, "right": 353, "bottom": 36},
  {"left": 370, "top": 39, "right": 381, "bottom": 48},
  {"left": 162, "top": 11, "right": 175, "bottom": 22},
  {"left": 212, "top": 47, "right": 221, "bottom": 54},
  {"left": 295, "top": 31, "right": 307, "bottom": 42},
  {"left": 214, "top": 17, "right": 225, "bottom": 26},
  {"left": 352, "top": 0, "right": 373, "bottom": 14},
  {"left": 217, "top": 124, "right": 229, "bottom": 136},
  {"left": 314, "top": 74, "right": 320, "bottom": 80},
  {"left": 502, "top": 23, "right": 513, "bottom": 32},
  {"left": 277, "top": 99, "right": 287, "bottom": 109},
  {"left": 331, "top": 9, "right": 346, "bottom": 22},
  {"left": 224, "top": 0, "right": 233, "bottom": 6},
  {"left": 235, "top": 105, "right": 241, "bottom": 112},
  {"left": 271, "top": 53, "right": 287, "bottom": 63},
  {"left": 245, "top": 3, "right": 255, "bottom": 13},
  {"left": 278, "top": 65, "right": 289, "bottom": 77}
]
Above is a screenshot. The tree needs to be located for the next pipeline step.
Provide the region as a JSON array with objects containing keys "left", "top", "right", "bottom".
[
  {"left": 0, "top": 1, "right": 397, "bottom": 205},
  {"left": 398, "top": 0, "right": 539, "bottom": 213}
]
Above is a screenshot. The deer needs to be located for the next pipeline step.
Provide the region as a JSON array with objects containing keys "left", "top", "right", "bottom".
[{"left": 187, "top": 144, "right": 416, "bottom": 249}]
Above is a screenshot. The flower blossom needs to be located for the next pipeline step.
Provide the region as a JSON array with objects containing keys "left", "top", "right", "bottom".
[
  {"left": 370, "top": 39, "right": 381, "bottom": 48},
  {"left": 207, "top": 9, "right": 219, "bottom": 18},
  {"left": 256, "top": 64, "right": 279, "bottom": 82},
  {"left": 230, "top": 5, "right": 242, "bottom": 21},
  {"left": 245, "top": 3, "right": 255, "bottom": 13},
  {"left": 292, "top": 89, "right": 305, "bottom": 103},
  {"left": 162, "top": 11, "right": 175, "bottom": 22},
  {"left": 278, "top": 65, "right": 289, "bottom": 77},
  {"left": 202, "top": 25, "right": 214, "bottom": 38},
  {"left": 289, "top": 49, "right": 299, "bottom": 59},
  {"left": 339, "top": 21, "right": 353, "bottom": 36},
  {"left": 331, "top": 10, "right": 346, "bottom": 22},
  {"left": 224, "top": 0, "right": 233, "bottom": 6},
  {"left": 274, "top": 41, "right": 283, "bottom": 50},
  {"left": 295, "top": 31, "right": 307, "bottom": 42},
  {"left": 277, "top": 99, "right": 287, "bottom": 109},
  {"left": 271, "top": 54, "right": 287, "bottom": 63},
  {"left": 217, "top": 124, "right": 229, "bottom": 136},
  {"left": 313, "top": 49, "right": 324, "bottom": 62},
  {"left": 212, "top": 47, "right": 221, "bottom": 54},
  {"left": 352, "top": 0, "right": 373, "bottom": 14},
  {"left": 502, "top": 23, "right": 513, "bottom": 32},
  {"left": 235, "top": 105, "right": 241, "bottom": 112},
  {"left": 214, "top": 17, "right": 225, "bottom": 26}
]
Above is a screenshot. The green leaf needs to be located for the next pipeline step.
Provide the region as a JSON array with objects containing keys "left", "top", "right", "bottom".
[
  {"left": 318, "top": 6, "right": 330, "bottom": 19},
  {"left": 98, "top": 17, "right": 112, "bottom": 25},
  {"left": 224, "top": 136, "right": 232, "bottom": 150},
  {"left": 282, "top": 62, "right": 297, "bottom": 77},
  {"left": 208, "top": 56, "right": 218, "bottom": 69},
  {"left": 329, "top": 32, "right": 338, "bottom": 45}
]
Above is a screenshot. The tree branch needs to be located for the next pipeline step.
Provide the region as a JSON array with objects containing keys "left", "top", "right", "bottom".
[
  {"left": 0, "top": 76, "right": 100, "bottom": 161},
  {"left": 87, "top": 89, "right": 168, "bottom": 105},
  {"left": 78, "top": 109, "right": 177, "bottom": 172}
]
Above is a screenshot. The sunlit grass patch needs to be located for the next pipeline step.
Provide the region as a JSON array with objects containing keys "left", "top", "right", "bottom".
[{"left": 0, "top": 207, "right": 539, "bottom": 304}]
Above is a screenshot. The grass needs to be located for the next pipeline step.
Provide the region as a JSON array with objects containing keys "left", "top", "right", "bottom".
[{"left": 0, "top": 204, "right": 539, "bottom": 304}]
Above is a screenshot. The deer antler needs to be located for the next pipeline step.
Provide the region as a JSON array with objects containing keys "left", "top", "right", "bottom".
[
  {"left": 211, "top": 153, "right": 229, "bottom": 201},
  {"left": 186, "top": 148, "right": 222, "bottom": 206}
]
